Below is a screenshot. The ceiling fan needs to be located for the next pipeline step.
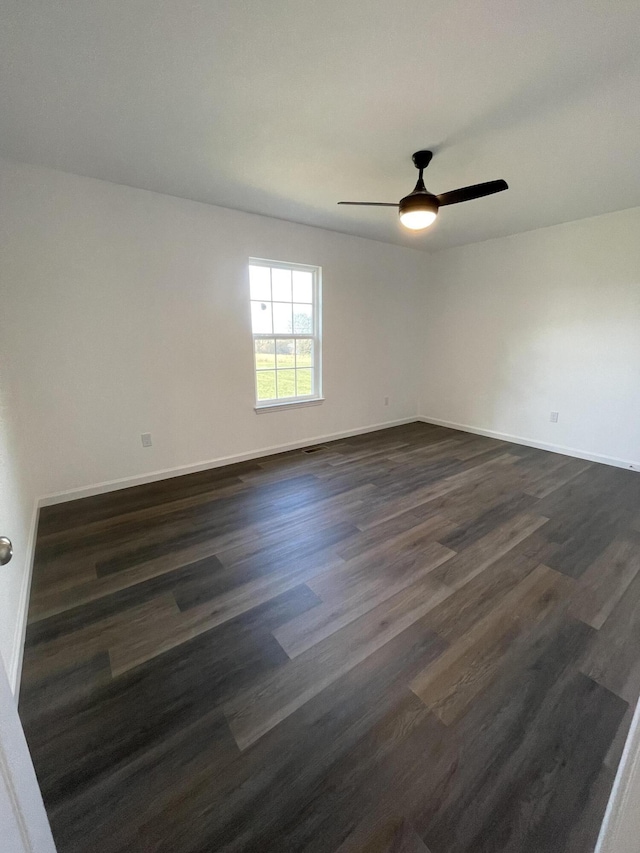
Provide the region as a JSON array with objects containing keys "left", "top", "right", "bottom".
[{"left": 338, "top": 150, "right": 508, "bottom": 231}]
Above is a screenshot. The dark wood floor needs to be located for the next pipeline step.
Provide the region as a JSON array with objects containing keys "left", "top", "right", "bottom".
[{"left": 19, "top": 422, "right": 640, "bottom": 853}]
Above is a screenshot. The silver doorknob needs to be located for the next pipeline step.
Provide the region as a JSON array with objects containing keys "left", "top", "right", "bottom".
[{"left": 0, "top": 537, "right": 12, "bottom": 566}]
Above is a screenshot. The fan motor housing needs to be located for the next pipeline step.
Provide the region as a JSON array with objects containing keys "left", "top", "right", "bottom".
[{"left": 399, "top": 191, "right": 439, "bottom": 217}]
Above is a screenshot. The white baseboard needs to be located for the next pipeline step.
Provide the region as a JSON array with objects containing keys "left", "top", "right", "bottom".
[
  {"left": 38, "top": 416, "right": 419, "bottom": 506},
  {"left": 418, "top": 416, "right": 640, "bottom": 472},
  {"left": 9, "top": 499, "right": 40, "bottom": 699}
]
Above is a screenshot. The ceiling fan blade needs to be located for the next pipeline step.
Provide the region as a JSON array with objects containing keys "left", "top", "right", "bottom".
[
  {"left": 436, "top": 180, "right": 508, "bottom": 207},
  {"left": 338, "top": 201, "right": 399, "bottom": 207}
]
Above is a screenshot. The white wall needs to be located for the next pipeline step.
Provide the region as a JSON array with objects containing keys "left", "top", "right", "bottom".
[
  {"left": 419, "top": 207, "right": 640, "bottom": 469},
  {"left": 0, "top": 158, "right": 424, "bottom": 506}
]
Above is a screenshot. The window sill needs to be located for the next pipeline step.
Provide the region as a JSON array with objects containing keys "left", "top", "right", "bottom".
[{"left": 254, "top": 397, "right": 325, "bottom": 414}]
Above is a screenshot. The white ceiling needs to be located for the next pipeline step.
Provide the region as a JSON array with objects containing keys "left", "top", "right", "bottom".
[{"left": 1, "top": 0, "right": 640, "bottom": 251}]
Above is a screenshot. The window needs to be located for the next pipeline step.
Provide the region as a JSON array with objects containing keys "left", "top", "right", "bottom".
[{"left": 249, "top": 259, "right": 322, "bottom": 409}]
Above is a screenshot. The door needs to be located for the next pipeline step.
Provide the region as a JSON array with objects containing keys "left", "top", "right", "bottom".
[{"left": 0, "top": 654, "right": 56, "bottom": 852}]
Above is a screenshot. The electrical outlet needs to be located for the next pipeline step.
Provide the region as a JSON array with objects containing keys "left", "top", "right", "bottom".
[
  {"left": 141, "top": 432, "right": 152, "bottom": 447},
  {"left": 550, "top": 412, "right": 559, "bottom": 423},
  {"left": 384, "top": 396, "right": 389, "bottom": 406}
]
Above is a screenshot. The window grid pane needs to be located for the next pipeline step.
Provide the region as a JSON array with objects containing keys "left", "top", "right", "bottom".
[
  {"left": 273, "top": 302, "right": 293, "bottom": 334},
  {"left": 276, "top": 338, "right": 295, "bottom": 368},
  {"left": 296, "top": 368, "right": 313, "bottom": 396},
  {"left": 251, "top": 300, "right": 273, "bottom": 334},
  {"left": 293, "top": 303, "right": 313, "bottom": 334},
  {"left": 272, "top": 268, "right": 292, "bottom": 302},
  {"left": 255, "top": 338, "right": 275, "bottom": 370},
  {"left": 296, "top": 339, "right": 313, "bottom": 367},
  {"left": 249, "top": 265, "right": 272, "bottom": 301},
  {"left": 292, "top": 270, "right": 313, "bottom": 303},
  {"left": 256, "top": 370, "right": 276, "bottom": 401},
  {"left": 276, "top": 369, "right": 296, "bottom": 399}
]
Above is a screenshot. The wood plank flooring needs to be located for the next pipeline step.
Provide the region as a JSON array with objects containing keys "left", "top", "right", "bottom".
[{"left": 18, "top": 422, "right": 640, "bottom": 853}]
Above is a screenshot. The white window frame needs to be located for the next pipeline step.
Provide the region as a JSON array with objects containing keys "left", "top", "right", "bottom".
[{"left": 249, "top": 258, "right": 323, "bottom": 412}]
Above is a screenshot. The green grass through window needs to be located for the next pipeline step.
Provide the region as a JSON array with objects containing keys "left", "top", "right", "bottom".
[{"left": 256, "top": 366, "right": 313, "bottom": 400}]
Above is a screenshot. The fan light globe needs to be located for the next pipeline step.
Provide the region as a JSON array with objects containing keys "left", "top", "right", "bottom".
[
  {"left": 398, "top": 190, "right": 439, "bottom": 231},
  {"left": 399, "top": 208, "right": 437, "bottom": 230}
]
